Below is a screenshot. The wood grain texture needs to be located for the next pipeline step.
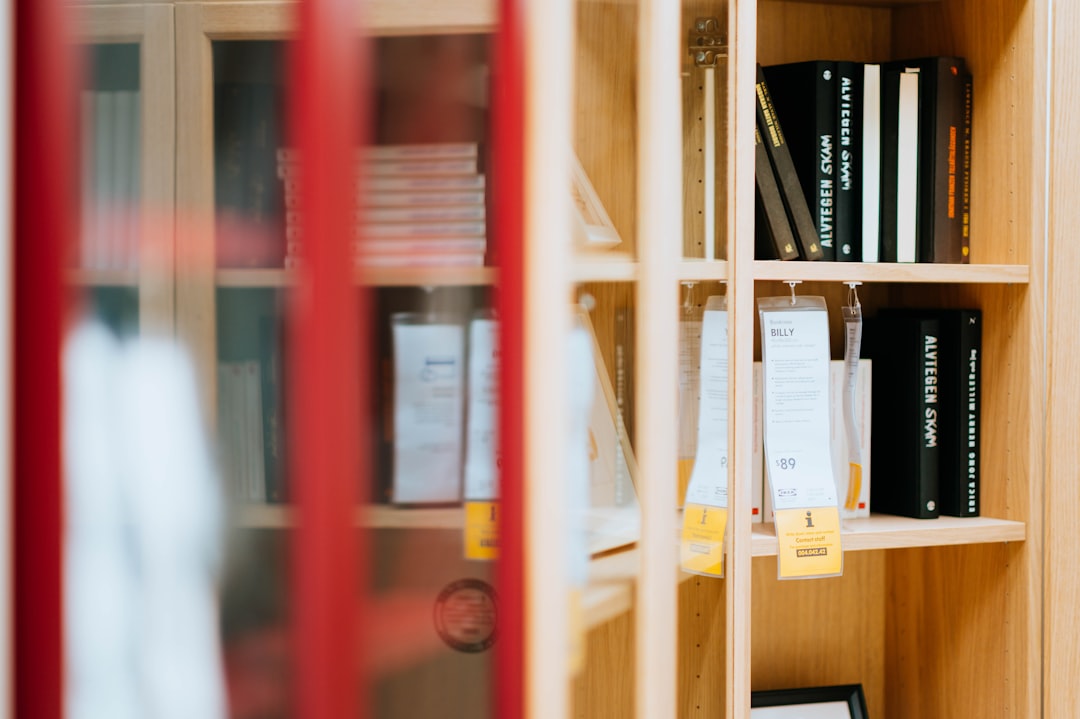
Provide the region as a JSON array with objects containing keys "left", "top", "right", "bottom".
[
  {"left": 678, "top": 574, "right": 726, "bottom": 718},
  {"left": 751, "top": 551, "right": 886, "bottom": 718},
  {"left": 682, "top": 3, "right": 730, "bottom": 260},
  {"left": 575, "top": 1, "right": 638, "bottom": 255},
  {"left": 139, "top": 5, "right": 176, "bottom": 336},
  {"left": 174, "top": 4, "right": 218, "bottom": 426},
  {"left": 757, "top": 2, "right": 890, "bottom": 66},
  {"left": 1045, "top": 0, "right": 1079, "bottom": 714},
  {"left": 572, "top": 611, "right": 635, "bottom": 719}
]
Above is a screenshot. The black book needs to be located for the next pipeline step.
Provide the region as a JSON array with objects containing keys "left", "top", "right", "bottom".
[
  {"left": 881, "top": 308, "right": 981, "bottom": 516},
  {"left": 755, "top": 64, "right": 824, "bottom": 261},
  {"left": 763, "top": 61, "right": 836, "bottom": 260},
  {"left": 960, "top": 73, "right": 973, "bottom": 261},
  {"left": 903, "top": 57, "right": 968, "bottom": 263},
  {"left": 755, "top": 125, "right": 799, "bottom": 261},
  {"left": 259, "top": 315, "right": 287, "bottom": 503},
  {"left": 863, "top": 313, "right": 941, "bottom": 519},
  {"left": 879, "top": 67, "right": 901, "bottom": 262},
  {"left": 835, "top": 61, "right": 862, "bottom": 261}
]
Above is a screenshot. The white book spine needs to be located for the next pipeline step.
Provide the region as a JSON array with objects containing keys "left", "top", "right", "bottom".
[
  {"left": 356, "top": 253, "right": 485, "bottom": 269},
  {"left": 360, "top": 190, "right": 486, "bottom": 207},
  {"left": 353, "top": 238, "right": 487, "bottom": 255},
  {"left": 362, "top": 205, "right": 486, "bottom": 223},
  {"left": 277, "top": 142, "right": 479, "bottom": 165},
  {"left": 862, "top": 63, "right": 881, "bottom": 263},
  {"left": 896, "top": 69, "right": 920, "bottom": 263},
  {"left": 366, "top": 221, "right": 486, "bottom": 238}
]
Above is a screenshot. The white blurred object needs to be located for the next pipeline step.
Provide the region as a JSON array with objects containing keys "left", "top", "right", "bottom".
[{"left": 64, "top": 320, "right": 225, "bottom": 719}]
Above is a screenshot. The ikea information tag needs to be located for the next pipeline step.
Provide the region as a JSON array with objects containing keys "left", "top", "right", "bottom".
[
  {"left": 681, "top": 298, "right": 729, "bottom": 577},
  {"left": 759, "top": 299, "right": 843, "bottom": 579}
]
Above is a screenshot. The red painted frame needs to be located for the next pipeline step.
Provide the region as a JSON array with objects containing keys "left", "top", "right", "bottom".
[{"left": 14, "top": 1, "right": 73, "bottom": 717}]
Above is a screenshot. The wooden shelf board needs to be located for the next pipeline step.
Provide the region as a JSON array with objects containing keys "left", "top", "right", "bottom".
[
  {"left": 65, "top": 268, "right": 139, "bottom": 287},
  {"left": 571, "top": 252, "right": 638, "bottom": 283},
  {"left": 237, "top": 504, "right": 465, "bottom": 529},
  {"left": 751, "top": 514, "right": 1026, "bottom": 556},
  {"left": 677, "top": 259, "right": 730, "bottom": 282},
  {"left": 216, "top": 266, "right": 497, "bottom": 288},
  {"left": 195, "top": 0, "right": 496, "bottom": 38},
  {"left": 753, "top": 261, "right": 1029, "bottom": 284}
]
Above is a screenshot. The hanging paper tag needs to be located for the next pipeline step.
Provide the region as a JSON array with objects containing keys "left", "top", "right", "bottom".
[
  {"left": 840, "top": 299, "right": 863, "bottom": 518},
  {"left": 463, "top": 315, "right": 500, "bottom": 560},
  {"left": 759, "top": 296, "right": 842, "bottom": 579},
  {"left": 677, "top": 319, "right": 703, "bottom": 504},
  {"left": 681, "top": 297, "right": 728, "bottom": 577}
]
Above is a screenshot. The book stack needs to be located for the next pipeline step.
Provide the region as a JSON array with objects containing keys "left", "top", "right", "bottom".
[
  {"left": 277, "top": 142, "right": 488, "bottom": 270},
  {"left": 754, "top": 57, "right": 972, "bottom": 264},
  {"left": 78, "top": 89, "right": 141, "bottom": 271},
  {"left": 863, "top": 308, "right": 982, "bottom": 518}
]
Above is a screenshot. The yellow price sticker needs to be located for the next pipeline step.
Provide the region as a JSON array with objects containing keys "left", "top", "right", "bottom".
[
  {"left": 680, "top": 503, "right": 728, "bottom": 577},
  {"left": 773, "top": 506, "right": 842, "bottom": 579},
  {"left": 464, "top": 501, "right": 499, "bottom": 561}
]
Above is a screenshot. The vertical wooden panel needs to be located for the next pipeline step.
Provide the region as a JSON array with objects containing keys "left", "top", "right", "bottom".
[
  {"left": 174, "top": 4, "right": 217, "bottom": 423},
  {"left": 1045, "top": 0, "right": 1080, "bottom": 714},
  {"left": 678, "top": 575, "right": 726, "bottom": 718},
  {"left": 635, "top": 0, "right": 682, "bottom": 717},
  {"left": 751, "top": 552, "right": 886, "bottom": 718},
  {"left": 575, "top": 1, "right": 637, "bottom": 255},
  {"left": 524, "top": 0, "right": 575, "bottom": 714},
  {"left": 572, "top": 611, "right": 635, "bottom": 718},
  {"left": 139, "top": 6, "right": 176, "bottom": 336}
]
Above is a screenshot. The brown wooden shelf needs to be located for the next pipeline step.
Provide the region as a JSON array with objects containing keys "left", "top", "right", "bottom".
[{"left": 753, "top": 261, "right": 1029, "bottom": 284}]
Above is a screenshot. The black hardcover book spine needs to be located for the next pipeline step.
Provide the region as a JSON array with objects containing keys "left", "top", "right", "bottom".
[
  {"left": 835, "top": 61, "right": 862, "bottom": 261},
  {"left": 755, "top": 126, "right": 800, "bottom": 261},
  {"left": 948, "top": 309, "right": 981, "bottom": 516},
  {"left": 912, "top": 57, "right": 967, "bottom": 264},
  {"left": 865, "top": 315, "right": 941, "bottom": 518},
  {"left": 755, "top": 64, "right": 824, "bottom": 261},
  {"left": 960, "top": 73, "right": 973, "bottom": 262},
  {"left": 763, "top": 61, "right": 836, "bottom": 260},
  {"left": 879, "top": 67, "right": 901, "bottom": 262},
  {"left": 880, "top": 308, "right": 981, "bottom": 516},
  {"left": 258, "top": 315, "right": 287, "bottom": 503}
]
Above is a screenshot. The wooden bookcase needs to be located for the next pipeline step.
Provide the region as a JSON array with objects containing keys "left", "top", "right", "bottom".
[{"left": 75, "top": 0, "right": 1050, "bottom": 718}]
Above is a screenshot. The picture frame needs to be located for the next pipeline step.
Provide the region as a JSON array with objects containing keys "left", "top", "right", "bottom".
[{"left": 750, "top": 684, "right": 868, "bottom": 719}]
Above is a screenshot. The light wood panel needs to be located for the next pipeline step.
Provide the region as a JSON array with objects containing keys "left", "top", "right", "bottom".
[
  {"left": 752, "top": 515, "right": 1025, "bottom": 555},
  {"left": 175, "top": 3, "right": 218, "bottom": 424},
  {"left": 575, "top": 1, "right": 638, "bottom": 256},
  {"left": 754, "top": 261, "right": 1029, "bottom": 284},
  {"left": 572, "top": 611, "right": 635, "bottom": 719},
  {"left": 193, "top": 0, "right": 495, "bottom": 38},
  {"left": 1045, "top": 0, "right": 1078, "bottom": 713},
  {"left": 678, "top": 574, "right": 726, "bottom": 718},
  {"left": 751, "top": 551, "right": 886, "bottom": 718},
  {"left": 756, "top": 1, "right": 890, "bottom": 66},
  {"left": 681, "top": 3, "right": 730, "bottom": 260}
]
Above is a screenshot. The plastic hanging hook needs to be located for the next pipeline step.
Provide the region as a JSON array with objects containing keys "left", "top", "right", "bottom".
[
  {"left": 785, "top": 280, "right": 802, "bottom": 305},
  {"left": 579, "top": 291, "right": 596, "bottom": 313},
  {"left": 681, "top": 281, "right": 697, "bottom": 315},
  {"left": 843, "top": 281, "right": 862, "bottom": 309}
]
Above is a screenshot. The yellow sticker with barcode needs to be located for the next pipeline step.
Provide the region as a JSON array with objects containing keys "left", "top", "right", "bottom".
[
  {"left": 773, "top": 506, "right": 842, "bottom": 578},
  {"left": 464, "top": 501, "right": 499, "bottom": 561},
  {"left": 680, "top": 503, "right": 728, "bottom": 577}
]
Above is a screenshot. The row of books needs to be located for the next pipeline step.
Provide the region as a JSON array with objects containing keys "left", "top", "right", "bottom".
[
  {"left": 77, "top": 89, "right": 141, "bottom": 271},
  {"left": 755, "top": 57, "right": 972, "bottom": 264},
  {"left": 277, "top": 142, "right": 489, "bottom": 270},
  {"left": 683, "top": 308, "right": 980, "bottom": 523}
]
